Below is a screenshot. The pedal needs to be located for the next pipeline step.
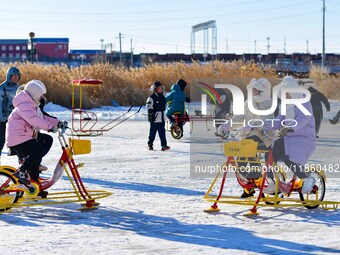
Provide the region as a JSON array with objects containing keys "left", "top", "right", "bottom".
[
  {"left": 293, "top": 179, "right": 303, "bottom": 190},
  {"left": 254, "top": 178, "right": 263, "bottom": 188},
  {"left": 24, "top": 183, "right": 40, "bottom": 198}
]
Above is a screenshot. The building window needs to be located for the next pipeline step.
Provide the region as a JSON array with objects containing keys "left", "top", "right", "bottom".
[
  {"left": 22, "top": 45, "right": 26, "bottom": 50},
  {"left": 1, "top": 46, "right": 5, "bottom": 51},
  {"left": 16, "top": 53, "right": 20, "bottom": 58},
  {"left": 64, "top": 45, "right": 67, "bottom": 49},
  {"left": 15, "top": 46, "right": 20, "bottom": 51},
  {"left": 9, "top": 53, "right": 13, "bottom": 57},
  {"left": 58, "top": 45, "right": 63, "bottom": 50},
  {"left": 1, "top": 53, "right": 6, "bottom": 58},
  {"left": 9, "top": 46, "right": 13, "bottom": 50},
  {"left": 22, "top": 53, "right": 27, "bottom": 58}
]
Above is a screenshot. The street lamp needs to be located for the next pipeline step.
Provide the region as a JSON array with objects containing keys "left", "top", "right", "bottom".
[{"left": 29, "top": 32, "right": 35, "bottom": 63}]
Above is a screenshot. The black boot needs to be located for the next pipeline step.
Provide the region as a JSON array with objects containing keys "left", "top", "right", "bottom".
[
  {"left": 13, "top": 170, "right": 31, "bottom": 186},
  {"left": 329, "top": 111, "right": 340, "bottom": 125},
  {"left": 37, "top": 190, "right": 48, "bottom": 198},
  {"left": 161, "top": 146, "right": 170, "bottom": 151},
  {"left": 240, "top": 188, "right": 255, "bottom": 198}
]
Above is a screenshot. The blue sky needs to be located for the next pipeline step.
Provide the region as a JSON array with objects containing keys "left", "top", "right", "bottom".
[{"left": 0, "top": 0, "right": 339, "bottom": 54}]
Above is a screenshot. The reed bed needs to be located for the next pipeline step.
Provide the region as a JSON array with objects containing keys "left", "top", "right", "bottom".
[
  {"left": 309, "top": 65, "right": 340, "bottom": 100},
  {"left": 6, "top": 61, "right": 337, "bottom": 108}
]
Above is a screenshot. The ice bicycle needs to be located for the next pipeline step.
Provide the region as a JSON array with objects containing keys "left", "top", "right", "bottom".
[
  {"left": 0, "top": 125, "right": 112, "bottom": 213},
  {"left": 169, "top": 110, "right": 215, "bottom": 140},
  {"left": 203, "top": 133, "right": 340, "bottom": 216}
]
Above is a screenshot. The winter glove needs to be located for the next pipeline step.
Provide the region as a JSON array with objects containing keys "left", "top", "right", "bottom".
[
  {"left": 279, "top": 127, "right": 294, "bottom": 136},
  {"left": 58, "top": 120, "right": 68, "bottom": 129},
  {"left": 39, "top": 96, "right": 47, "bottom": 107},
  {"left": 48, "top": 126, "right": 58, "bottom": 133}
]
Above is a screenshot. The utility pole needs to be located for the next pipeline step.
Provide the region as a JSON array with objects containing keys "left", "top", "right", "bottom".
[
  {"left": 118, "top": 32, "right": 123, "bottom": 65},
  {"left": 100, "top": 39, "right": 104, "bottom": 50},
  {"left": 284, "top": 36, "right": 287, "bottom": 54},
  {"left": 266, "top": 37, "right": 270, "bottom": 54},
  {"left": 100, "top": 39, "right": 105, "bottom": 63},
  {"left": 321, "top": 0, "right": 326, "bottom": 71},
  {"left": 29, "top": 32, "right": 35, "bottom": 63},
  {"left": 130, "top": 38, "right": 133, "bottom": 67},
  {"left": 306, "top": 39, "right": 309, "bottom": 54},
  {"left": 254, "top": 40, "right": 257, "bottom": 53}
]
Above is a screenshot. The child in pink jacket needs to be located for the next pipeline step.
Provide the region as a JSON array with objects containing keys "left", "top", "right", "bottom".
[{"left": 7, "top": 80, "right": 60, "bottom": 186}]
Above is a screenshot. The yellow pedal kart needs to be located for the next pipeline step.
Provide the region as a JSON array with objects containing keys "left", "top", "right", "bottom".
[
  {"left": 0, "top": 126, "right": 112, "bottom": 213},
  {"left": 204, "top": 139, "right": 339, "bottom": 216}
]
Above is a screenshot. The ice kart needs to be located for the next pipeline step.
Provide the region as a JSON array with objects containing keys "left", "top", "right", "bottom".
[
  {"left": 0, "top": 125, "right": 112, "bottom": 213},
  {"left": 169, "top": 111, "right": 190, "bottom": 140},
  {"left": 71, "top": 78, "right": 141, "bottom": 136},
  {"left": 203, "top": 138, "right": 340, "bottom": 216}
]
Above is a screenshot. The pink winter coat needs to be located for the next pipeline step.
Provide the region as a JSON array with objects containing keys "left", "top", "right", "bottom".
[{"left": 6, "top": 91, "right": 59, "bottom": 147}]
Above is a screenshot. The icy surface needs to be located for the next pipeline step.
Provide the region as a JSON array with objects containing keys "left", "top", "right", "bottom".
[{"left": 1, "top": 103, "right": 340, "bottom": 255}]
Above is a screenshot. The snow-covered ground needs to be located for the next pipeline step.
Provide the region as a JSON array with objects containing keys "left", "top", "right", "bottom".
[{"left": 1, "top": 102, "right": 340, "bottom": 255}]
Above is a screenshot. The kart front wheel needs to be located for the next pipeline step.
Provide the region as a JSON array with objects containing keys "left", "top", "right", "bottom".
[{"left": 0, "top": 168, "right": 22, "bottom": 212}]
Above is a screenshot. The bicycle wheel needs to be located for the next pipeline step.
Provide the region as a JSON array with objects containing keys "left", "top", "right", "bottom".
[
  {"left": 0, "top": 168, "right": 22, "bottom": 212},
  {"left": 171, "top": 126, "right": 183, "bottom": 139},
  {"left": 299, "top": 171, "right": 326, "bottom": 209}
]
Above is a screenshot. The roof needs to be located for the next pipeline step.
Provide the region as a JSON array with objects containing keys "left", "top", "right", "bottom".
[
  {"left": 70, "top": 49, "right": 105, "bottom": 54},
  {"left": 32, "top": 38, "right": 69, "bottom": 43},
  {"left": 0, "top": 39, "right": 28, "bottom": 44}
]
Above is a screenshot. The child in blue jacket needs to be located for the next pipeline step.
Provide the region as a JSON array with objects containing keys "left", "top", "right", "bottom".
[{"left": 165, "top": 79, "right": 190, "bottom": 127}]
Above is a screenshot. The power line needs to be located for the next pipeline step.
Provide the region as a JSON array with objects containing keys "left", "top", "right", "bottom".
[
  {"left": 0, "top": 0, "right": 316, "bottom": 24},
  {"left": 0, "top": 0, "right": 273, "bottom": 16}
]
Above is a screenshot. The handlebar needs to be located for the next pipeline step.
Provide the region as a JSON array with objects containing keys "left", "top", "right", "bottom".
[
  {"left": 278, "top": 128, "right": 294, "bottom": 137},
  {"left": 48, "top": 125, "right": 69, "bottom": 135}
]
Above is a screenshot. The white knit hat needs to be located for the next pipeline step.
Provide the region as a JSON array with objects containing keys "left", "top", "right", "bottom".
[
  {"left": 24, "top": 80, "right": 46, "bottom": 104},
  {"left": 277, "top": 76, "right": 302, "bottom": 99},
  {"left": 247, "top": 78, "right": 271, "bottom": 99}
]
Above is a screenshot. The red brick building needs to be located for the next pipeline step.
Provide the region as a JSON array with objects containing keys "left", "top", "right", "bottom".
[
  {"left": 0, "top": 39, "right": 28, "bottom": 61},
  {"left": 33, "top": 38, "right": 69, "bottom": 61}
]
